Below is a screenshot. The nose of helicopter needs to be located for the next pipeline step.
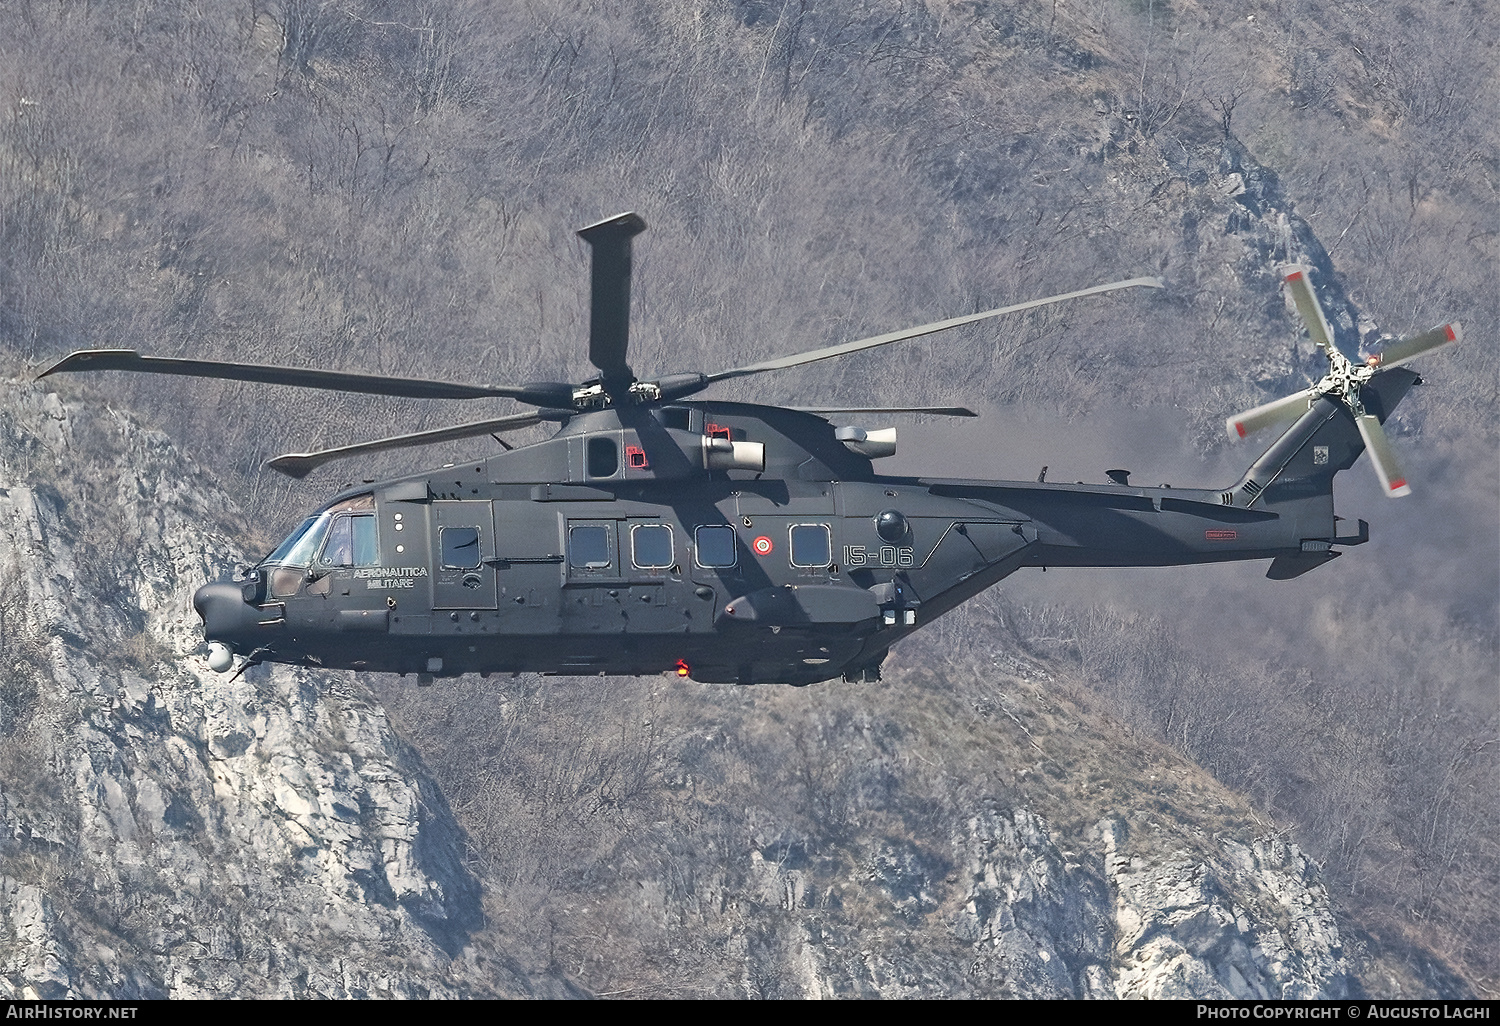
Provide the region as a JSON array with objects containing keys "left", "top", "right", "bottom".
[{"left": 193, "top": 581, "right": 263, "bottom": 645}]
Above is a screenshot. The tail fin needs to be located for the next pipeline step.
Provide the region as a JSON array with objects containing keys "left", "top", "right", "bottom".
[
  {"left": 1227, "top": 368, "right": 1419, "bottom": 579},
  {"left": 1226, "top": 367, "right": 1420, "bottom": 510}
]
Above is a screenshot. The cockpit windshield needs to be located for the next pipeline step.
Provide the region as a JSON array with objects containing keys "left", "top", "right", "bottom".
[
  {"left": 258, "top": 493, "right": 375, "bottom": 567},
  {"left": 261, "top": 513, "right": 334, "bottom": 568}
]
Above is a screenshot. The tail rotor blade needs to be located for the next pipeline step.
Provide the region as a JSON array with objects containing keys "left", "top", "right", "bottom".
[
  {"left": 1282, "top": 264, "right": 1338, "bottom": 356},
  {"left": 1225, "top": 387, "right": 1319, "bottom": 440},
  {"left": 1368, "top": 322, "right": 1462, "bottom": 370},
  {"left": 577, "top": 212, "right": 647, "bottom": 388},
  {"left": 1354, "top": 412, "right": 1411, "bottom": 498}
]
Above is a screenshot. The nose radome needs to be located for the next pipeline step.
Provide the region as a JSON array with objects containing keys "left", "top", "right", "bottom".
[
  {"left": 193, "top": 582, "right": 239, "bottom": 621},
  {"left": 194, "top": 581, "right": 260, "bottom": 642}
]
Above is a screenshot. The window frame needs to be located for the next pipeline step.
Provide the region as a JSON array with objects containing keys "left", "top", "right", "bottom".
[
  {"left": 316, "top": 512, "right": 381, "bottom": 569},
  {"left": 567, "top": 522, "right": 616, "bottom": 572},
  {"left": 440, "top": 525, "right": 483, "bottom": 571},
  {"left": 629, "top": 523, "right": 675, "bottom": 570},
  {"left": 693, "top": 524, "right": 738, "bottom": 569},
  {"left": 788, "top": 523, "right": 833, "bottom": 569}
]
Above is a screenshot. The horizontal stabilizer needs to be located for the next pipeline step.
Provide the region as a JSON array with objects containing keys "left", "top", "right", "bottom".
[{"left": 1266, "top": 550, "right": 1340, "bottom": 580}]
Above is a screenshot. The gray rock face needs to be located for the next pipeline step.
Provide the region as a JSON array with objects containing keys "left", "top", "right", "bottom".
[
  {"left": 942, "top": 809, "right": 1345, "bottom": 999},
  {"left": 716, "top": 804, "right": 1349, "bottom": 999},
  {"left": 1101, "top": 821, "right": 1347, "bottom": 1000},
  {"left": 0, "top": 384, "right": 1361, "bottom": 998},
  {"left": 952, "top": 807, "right": 1116, "bottom": 998}
]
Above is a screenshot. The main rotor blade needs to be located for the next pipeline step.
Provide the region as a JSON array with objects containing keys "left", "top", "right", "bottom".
[
  {"left": 1354, "top": 412, "right": 1411, "bottom": 498},
  {"left": 1368, "top": 322, "right": 1462, "bottom": 370},
  {"left": 1225, "top": 387, "right": 1319, "bottom": 440},
  {"left": 791, "top": 406, "right": 980, "bottom": 417},
  {"left": 37, "top": 349, "right": 573, "bottom": 404},
  {"left": 577, "top": 212, "right": 646, "bottom": 386},
  {"left": 265, "top": 410, "right": 553, "bottom": 479},
  {"left": 1281, "top": 265, "right": 1338, "bottom": 356},
  {"left": 704, "top": 276, "right": 1165, "bottom": 384}
]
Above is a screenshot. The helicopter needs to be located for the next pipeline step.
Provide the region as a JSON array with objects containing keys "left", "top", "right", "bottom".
[{"left": 40, "top": 213, "right": 1461, "bottom": 686}]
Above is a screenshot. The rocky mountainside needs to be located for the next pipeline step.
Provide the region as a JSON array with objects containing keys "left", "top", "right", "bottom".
[
  {"left": 0, "top": 383, "right": 1466, "bottom": 998},
  {"left": 0, "top": 383, "right": 577, "bottom": 998}
]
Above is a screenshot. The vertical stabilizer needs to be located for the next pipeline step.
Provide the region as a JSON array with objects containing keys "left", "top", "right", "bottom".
[{"left": 1229, "top": 367, "right": 1420, "bottom": 509}]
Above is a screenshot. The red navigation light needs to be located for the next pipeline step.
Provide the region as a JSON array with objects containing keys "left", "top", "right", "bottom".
[{"left": 674, "top": 659, "right": 691, "bottom": 678}]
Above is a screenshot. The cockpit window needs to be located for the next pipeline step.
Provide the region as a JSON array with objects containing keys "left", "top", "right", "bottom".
[
  {"left": 263, "top": 513, "right": 333, "bottom": 567},
  {"left": 319, "top": 514, "right": 380, "bottom": 568},
  {"left": 329, "top": 494, "right": 376, "bottom": 513},
  {"left": 261, "top": 494, "right": 375, "bottom": 568},
  {"left": 351, "top": 514, "right": 378, "bottom": 565}
]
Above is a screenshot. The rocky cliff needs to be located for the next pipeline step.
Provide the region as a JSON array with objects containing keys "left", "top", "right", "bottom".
[
  {"left": 0, "top": 382, "right": 575, "bottom": 998},
  {"left": 0, "top": 381, "right": 1441, "bottom": 998}
]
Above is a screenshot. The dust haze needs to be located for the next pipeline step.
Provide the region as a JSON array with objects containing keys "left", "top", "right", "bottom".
[{"left": 889, "top": 403, "right": 1498, "bottom": 702}]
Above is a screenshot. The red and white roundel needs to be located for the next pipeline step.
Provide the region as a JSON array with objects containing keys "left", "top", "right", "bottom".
[{"left": 752, "top": 535, "right": 774, "bottom": 556}]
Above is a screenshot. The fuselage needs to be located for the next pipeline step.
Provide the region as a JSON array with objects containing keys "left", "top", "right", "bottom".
[{"left": 194, "top": 398, "right": 1365, "bottom": 685}]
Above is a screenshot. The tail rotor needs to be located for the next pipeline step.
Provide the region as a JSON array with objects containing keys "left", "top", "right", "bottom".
[{"left": 1224, "top": 264, "right": 1461, "bottom": 498}]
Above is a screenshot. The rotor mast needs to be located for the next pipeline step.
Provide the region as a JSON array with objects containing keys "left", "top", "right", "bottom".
[{"left": 577, "top": 212, "right": 647, "bottom": 402}]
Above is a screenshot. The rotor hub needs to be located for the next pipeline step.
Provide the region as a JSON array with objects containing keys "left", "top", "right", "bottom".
[{"left": 1314, "top": 348, "right": 1376, "bottom": 417}]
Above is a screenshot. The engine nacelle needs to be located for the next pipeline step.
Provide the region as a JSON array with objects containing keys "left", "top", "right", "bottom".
[
  {"left": 703, "top": 435, "right": 766, "bottom": 471},
  {"left": 836, "top": 425, "right": 897, "bottom": 459}
]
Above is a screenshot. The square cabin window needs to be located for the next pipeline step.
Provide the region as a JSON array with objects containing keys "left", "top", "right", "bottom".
[
  {"left": 568, "top": 524, "right": 613, "bottom": 570},
  {"left": 789, "top": 524, "right": 832, "bottom": 568},
  {"left": 441, "top": 526, "right": 481, "bottom": 569},
  {"left": 694, "top": 525, "right": 737, "bottom": 569},
  {"left": 631, "top": 524, "right": 674, "bottom": 569}
]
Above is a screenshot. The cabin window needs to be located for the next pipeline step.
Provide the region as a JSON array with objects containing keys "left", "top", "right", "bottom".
[
  {"left": 789, "top": 524, "right": 832, "bottom": 568},
  {"left": 631, "top": 524, "right": 674, "bottom": 569},
  {"left": 568, "top": 524, "right": 613, "bottom": 570},
  {"left": 694, "top": 525, "right": 737, "bottom": 568},
  {"left": 586, "top": 436, "right": 618, "bottom": 478},
  {"left": 441, "top": 526, "right": 482, "bottom": 570}
]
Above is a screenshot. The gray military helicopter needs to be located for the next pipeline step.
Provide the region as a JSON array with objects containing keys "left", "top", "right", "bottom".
[{"left": 41, "top": 213, "right": 1460, "bottom": 686}]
